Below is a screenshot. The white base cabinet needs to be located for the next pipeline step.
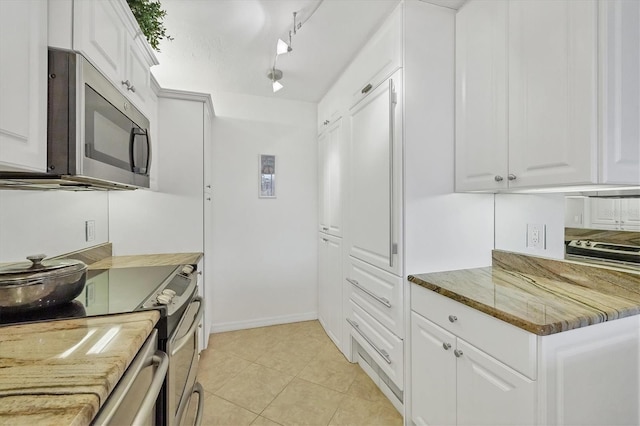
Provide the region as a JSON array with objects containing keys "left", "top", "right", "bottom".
[
  {"left": 411, "top": 284, "right": 640, "bottom": 426},
  {"left": 318, "top": 233, "right": 343, "bottom": 348},
  {"left": 0, "top": 0, "right": 48, "bottom": 173},
  {"left": 411, "top": 312, "right": 535, "bottom": 426}
]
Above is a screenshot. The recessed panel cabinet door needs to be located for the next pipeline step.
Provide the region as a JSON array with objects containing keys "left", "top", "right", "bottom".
[
  {"left": 74, "top": 0, "right": 127, "bottom": 86},
  {"left": 508, "top": 0, "right": 598, "bottom": 188},
  {"left": 348, "top": 71, "right": 402, "bottom": 276},
  {"left": 318, "top": 131, "right": 329, "bottom": 233},
  {"left": 455, "top": 0, "right": 508, "bottom": 191},
  {"left": 411, "top": 312, "right": 456, "bottom": 426},
  {"left": 600, "top": 0, "right": 640, "bottom": 184},
  {"left": 0, "top": 0, "right": 47, "bottom": 172},
  {"left": 456, "top": 339, "right": 536, "bottom": 426}
]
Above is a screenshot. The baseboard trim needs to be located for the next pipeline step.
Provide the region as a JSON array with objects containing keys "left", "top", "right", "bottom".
[{"left": 210, "top": 311, "right": 318, "bottom": 333}]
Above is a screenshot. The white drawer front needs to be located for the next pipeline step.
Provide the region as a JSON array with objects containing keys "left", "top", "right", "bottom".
[
  {"left": 347, "top": 300, "right": 404, "bottom": 389},
  {"left": 411, "top": 284, "right": 537, "bottom": 380},
  {"left": 347, "top": 257, "right": 404, "bottom": 338}
]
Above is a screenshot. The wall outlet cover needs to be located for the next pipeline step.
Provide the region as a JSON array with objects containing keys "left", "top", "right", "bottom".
[{"left": 526, "top": 223, "right": 546, "bottom": 249}]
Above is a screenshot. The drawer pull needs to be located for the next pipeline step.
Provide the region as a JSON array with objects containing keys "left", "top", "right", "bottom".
[
  {"left": 346, "top": 278, "right": 392, "bottom": 308},
  {"left": 347, "top": 318, "right": 392, "bottom": 364},
  {"left": 454, "top": 349, "right": 464, "bottom": 358},
  {"left": 442, "top": 342, "right": 451, "bottom": 350},
  {"left": 361, "top": 83, "right": 373, "bottom": 94},
  {"left": 448, "top": 315, "right": 457, "bottom": 323}
]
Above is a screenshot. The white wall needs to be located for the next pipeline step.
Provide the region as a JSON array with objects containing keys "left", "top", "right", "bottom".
[
  {"left": 0, "top": 190, "right": 109, "bottom": 262},
  {"left": 108, "top": 95, "right": 205, "bottom": 255},
  {"left": 494, "top": 193, "right": 566, "bottom": 259},
  {"left": 404, "top": 1, "right": 494, "bottom": 274},
  {"left": 210, "top": 91, "right": 318, "bottom": 332}
]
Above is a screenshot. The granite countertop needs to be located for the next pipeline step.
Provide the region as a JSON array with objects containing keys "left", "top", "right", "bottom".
[
  {"left": 88, "top": 252, "right": 203, "bottom": 270},
  {"left": 408, "top": 250, "right": 640, "bottom": 336},
  {"left": 0, "top": 311, "right": 159, "bottom": 425}
]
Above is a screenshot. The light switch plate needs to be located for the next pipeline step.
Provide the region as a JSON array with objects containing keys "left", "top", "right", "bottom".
[{"left": 85, "top": 220, "right": 95, "bottom": 242}]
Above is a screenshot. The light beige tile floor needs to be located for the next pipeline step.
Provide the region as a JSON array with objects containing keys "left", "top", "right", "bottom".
[{"left": 195, "top": 320, "right": 403, "bottom": 426}]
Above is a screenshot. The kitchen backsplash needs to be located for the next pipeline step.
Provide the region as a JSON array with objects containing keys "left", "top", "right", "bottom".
[{"left": 0, "top": 190, "right": 109, "bottom": 262}]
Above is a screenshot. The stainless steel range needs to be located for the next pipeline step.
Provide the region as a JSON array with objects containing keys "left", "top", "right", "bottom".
[
  {"left": 0, "top": 263, "right": 204, "bottom": 426},
  {"left": 565, "top": 240, "right": 640, "bottom": 269}
]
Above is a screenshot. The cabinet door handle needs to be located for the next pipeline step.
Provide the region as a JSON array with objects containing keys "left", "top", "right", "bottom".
[
  {"left": 322, "top": 227, "right": 329, "bottom": 231},
  {"left": 454, "top": 349, "right": 464, "bottom": 358},
  {"left": 442, "top": 342, "right": 452, "bottom": 350},
  {"left": 322, "top": 238, "right": 329, "bottom": 242},
  {"left": 346, "top": 278, "right": 392, "bottom": 308},
  {"left": 508, "top": 174, "right": 517, "bottom": 181},
  {"left": 448, "top": 315, "right": 457, "bottom": 323},
  {"left": 388, "top": 78, "right": 397, "bottom": 268},
  {"left": 361, "top": 83, "right": 373, "bottom": 94},
  {"left": 494, "top": 175, "right": 504, "bottom": 182},
  {"left": 346, "top": 318, "right": 392, "bottom": 364}
]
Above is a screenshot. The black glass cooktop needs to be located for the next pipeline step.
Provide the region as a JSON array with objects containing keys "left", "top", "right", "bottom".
[{"left": 0, "top": 265, "right": 178, "bottom": 326}]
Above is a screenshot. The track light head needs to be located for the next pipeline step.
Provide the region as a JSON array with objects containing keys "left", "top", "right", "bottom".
[
  {"left": 276, "top": 38, "right": 292, "bottom": 55},
  {"left": 267, "top": 68, "right": 284, "bottom": 93}
]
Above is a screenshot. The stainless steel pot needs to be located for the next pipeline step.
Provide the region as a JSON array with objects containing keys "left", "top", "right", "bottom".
[{"left": 0, "top": 254, "right": 87, "bottom": 312}]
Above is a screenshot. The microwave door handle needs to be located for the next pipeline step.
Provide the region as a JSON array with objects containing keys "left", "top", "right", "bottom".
[
  {"left": 129, "top": 128, "right": 149, "bottom": 174},
  {"left": 143, "top": 130, "right": 151, "bottom": 174},
  {"left": 129, "top": 127, "right": 137, "bottom": 173}
]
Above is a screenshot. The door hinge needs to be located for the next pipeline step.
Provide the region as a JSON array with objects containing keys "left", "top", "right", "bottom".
[{"left": 392, "top": 243, "right": 398, "bottom": 254}]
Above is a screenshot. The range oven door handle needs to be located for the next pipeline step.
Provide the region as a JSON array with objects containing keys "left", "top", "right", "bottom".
[
  {"left": 171, "top": 296, "right": 203, "bottom": 357},
  {"left": 93, "top": 330, "right": 168, "bottom": 426},
  {"left": 192, "top": 382, "right": 205, "bottom": 426},
  {"left": 132, "top": 351, "right": 169, "bottom": 425},
  {"left": 176, "top": 381, "right": 205, "bottom": 426}
]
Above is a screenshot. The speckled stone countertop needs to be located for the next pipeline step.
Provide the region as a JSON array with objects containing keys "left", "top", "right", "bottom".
[
  {"left": 88, "top": 252, "right": 203, "bottom": 270},
  {"left": 0, "top": 311, "right": 159, "bottom": 425},
  {"left": 408, "top": 250, "right": 640, "bottom": 336}
]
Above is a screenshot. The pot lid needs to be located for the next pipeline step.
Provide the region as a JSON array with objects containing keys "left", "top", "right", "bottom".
[{"left": 0, "top": 254, "right": 87, "bottom": 283}]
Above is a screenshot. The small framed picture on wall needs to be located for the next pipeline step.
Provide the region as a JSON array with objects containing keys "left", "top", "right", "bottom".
[{"left": 259, "top": 154, "right": 276, "bottom": 198}]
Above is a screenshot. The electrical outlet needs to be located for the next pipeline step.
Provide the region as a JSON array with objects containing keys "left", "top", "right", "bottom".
[
  {"left": 85, "top": 220, "right": 95, "bottom": 242},
  {"left": 526, "top": 223, "right": 546, "bottom": 249}
]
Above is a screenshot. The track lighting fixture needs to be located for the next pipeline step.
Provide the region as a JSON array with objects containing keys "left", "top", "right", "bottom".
[
  {"left": 267, "top": 68, "right": 284, "bottom": 93},
  {"left": 267, "top": 1, "right": 324, "bottom": 93},
  {"left": 276, "top": 32, "right": 292, "bottom": 55}
]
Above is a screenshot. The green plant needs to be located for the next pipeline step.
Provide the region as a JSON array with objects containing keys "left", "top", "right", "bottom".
[{"left": 126, "top": 0, "right": 173, "bottom": 51}]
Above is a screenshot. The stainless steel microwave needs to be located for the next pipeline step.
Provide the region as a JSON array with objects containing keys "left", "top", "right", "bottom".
[
  {"left": 0, "top": 49, "right": 151, "bottom": 190},
  {"left": 48, "top": 48, "right": 151, "bottom": 188}
]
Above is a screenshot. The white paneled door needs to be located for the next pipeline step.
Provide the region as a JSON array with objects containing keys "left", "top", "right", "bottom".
[{"left": 348, "top": 70, "right": 403, "bottom": 276}]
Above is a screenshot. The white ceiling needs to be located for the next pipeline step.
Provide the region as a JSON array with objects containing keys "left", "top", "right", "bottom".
[{"left": 152, "top": 0, "right": 466, "bottom": 103}]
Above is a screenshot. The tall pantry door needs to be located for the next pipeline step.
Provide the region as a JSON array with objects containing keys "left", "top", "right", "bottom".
[{"left": 348, "top": 70, "right": 403, "bottom": 277}]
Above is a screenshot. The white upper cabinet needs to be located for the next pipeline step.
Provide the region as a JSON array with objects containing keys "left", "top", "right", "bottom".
[
  {"left": 348, "top": 9, "right": 403, "bottom": 109},
  {"left": 318, "top": 118, "right": 343, "bottom": 237},
  {"left": 456, "top": 0, "right": 640, "bottom": 192},
  {"left": 508, "top": 0, "right": 597, "bottom": 188},
  {"left": 455, "top": 0, "right": 508, "bottom": 191},
  {"left": 0, "top": 0, "right": 48, "bottom": 172},
  {"left": 589, "top": 197, "right": 640, "bottom": 231},
  {"left": 73, "top": 0, "right": 157, "bottom": 115},
  {"left": 600, "top": 0, "right": 640, "bottom": 184}
]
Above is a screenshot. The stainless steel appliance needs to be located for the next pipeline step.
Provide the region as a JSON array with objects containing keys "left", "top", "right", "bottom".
[
  {"left": 0, "top": 48, "right": 151, "bottom": 190},
  {"left": 0, "top": 263, "right": 204, "bottom": 426},
  {"left": 93, "top": 329, "right": 169, "bottom": 425},
  {"left": 566, "top": 240, "right": 640, "bottom": 269}
]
